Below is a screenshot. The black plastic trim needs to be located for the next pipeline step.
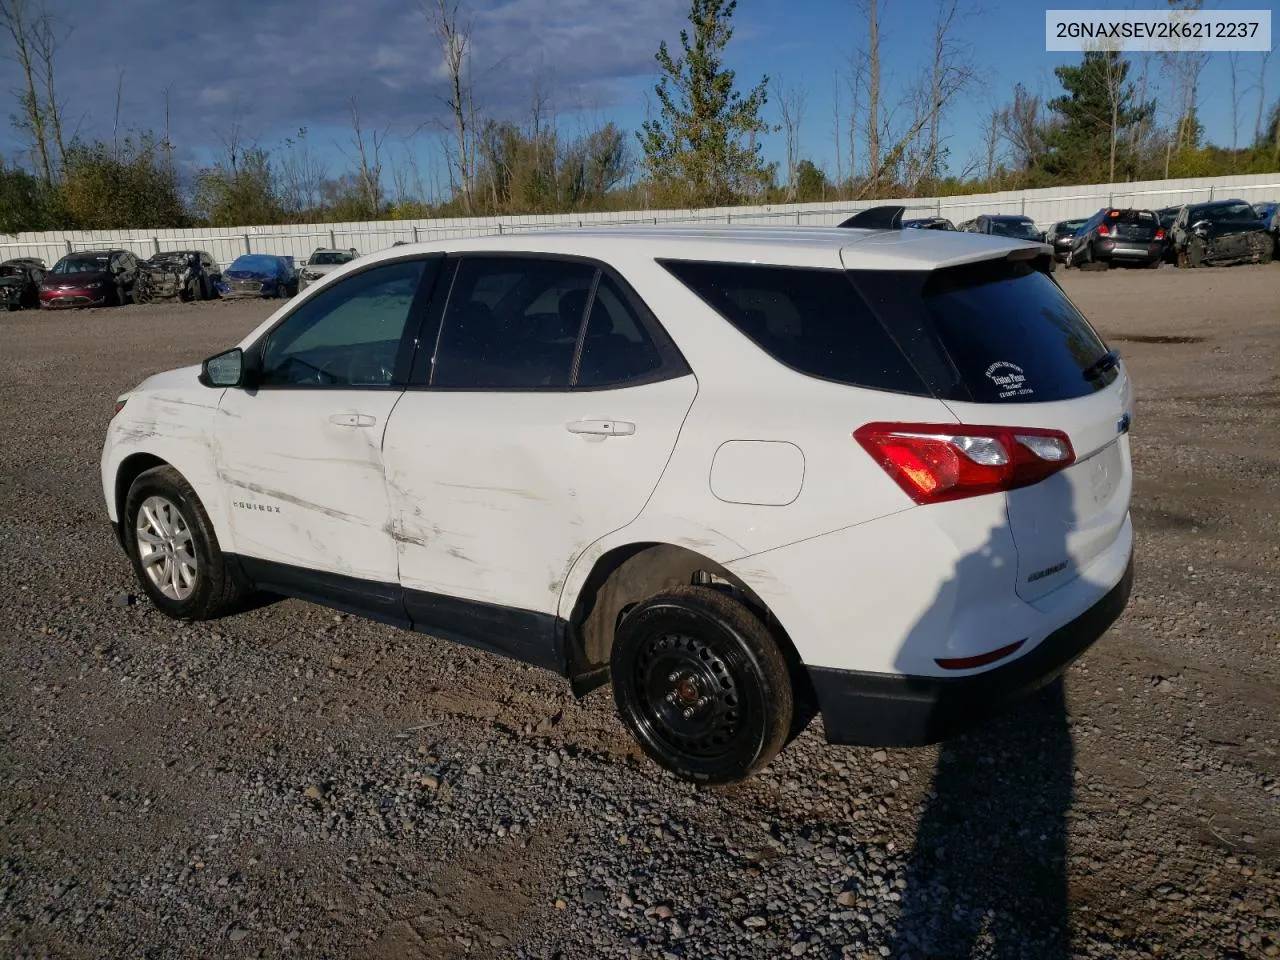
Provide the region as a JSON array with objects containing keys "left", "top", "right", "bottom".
[
  {"left": 809, "top": 555, "right": 1134, "bottom": 747},
  {"left": 838, "top": 205, "right": 906, "bottom": 230},
  {"left": 230, "top": 554, "right": 567, "bottom": 675}
]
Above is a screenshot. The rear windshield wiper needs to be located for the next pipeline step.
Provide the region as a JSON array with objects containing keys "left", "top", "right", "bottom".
[{"left": 1082, "top": 348, "right": 1121, "bottom": 382}]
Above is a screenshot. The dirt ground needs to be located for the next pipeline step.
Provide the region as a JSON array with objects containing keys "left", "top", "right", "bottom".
[{"left": 0, "top": 263, "right": 1277, "bottom": 959}]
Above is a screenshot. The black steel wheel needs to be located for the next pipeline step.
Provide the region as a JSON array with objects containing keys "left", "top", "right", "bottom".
[{"left": 610, "top": 586, "right": 792, "bottom": 784}]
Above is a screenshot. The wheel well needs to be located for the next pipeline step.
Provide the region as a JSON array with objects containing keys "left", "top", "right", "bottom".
[
  {"left": 114, "top": 453, "right": 167, "bottom": 523},
  {"left": 565, "top": 543, "right": 810, "bottom": 703}
]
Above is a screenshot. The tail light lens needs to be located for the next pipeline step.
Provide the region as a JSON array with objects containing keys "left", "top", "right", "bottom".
[
  {"left": 853, "top": 422, "right": 1075, "bottom": 505},
  {"left": 1154, "top": 228, "right": 1166, "bottom": 241},
  {"left": 113, "top": 399, "right": 127, "bottom": 417},
  {"left": 1096, "top": 225, "right": 1111, "bottom": 237}
]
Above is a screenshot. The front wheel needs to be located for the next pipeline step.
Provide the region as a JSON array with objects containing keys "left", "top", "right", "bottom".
[
  {"left": 610, "top": 585, "right": 793, "bottom": 784},
  {"left": 124, "top": 465, "right": 245, "bottom": 620}
]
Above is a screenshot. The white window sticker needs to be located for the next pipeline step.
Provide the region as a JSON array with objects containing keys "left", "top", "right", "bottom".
[{"left": 985, "top": 361, "right": 1035, "bottom": 399}]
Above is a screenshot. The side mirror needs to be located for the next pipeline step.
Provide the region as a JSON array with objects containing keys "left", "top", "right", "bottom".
[{"left": 200, "top": 347, "right": 245, "bottom": 388}]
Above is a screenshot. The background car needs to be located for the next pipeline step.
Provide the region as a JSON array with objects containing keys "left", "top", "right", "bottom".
[
  {"left": 1252, "top": 200, "right": 1280, "bottom": 258},
  {"left": 1155, "top": 207, "right": 1181, "bottom": 263},
  {"left": 136, "top": 250, "right": 221, "bottom": 303},
  {"left": 215, "top": 254, "right": 298, "bottom": 299},
  {"left": 957, "top": 214, "right": 1043, "bottom": 241},
  {"left": 1172, "top": 199, "right": 1274, "bottom": 267},
  {"left": 1065, "top": 208, "right": 1164, "bottom": 269},
  {"left": 0, "top": 257, "right": 45, "bottom": 310},
  {"left": 902, "top": 217, "right": 956, "bottom": 230},
  {"left": 298, "top": 247, "right": 359, "bottom": 289},
  {"left": 38, "top": 249, "right": 139, "bottom": 308},
  {"left": 1044, "top": 218, "right": 1088, "bottom": 261}
]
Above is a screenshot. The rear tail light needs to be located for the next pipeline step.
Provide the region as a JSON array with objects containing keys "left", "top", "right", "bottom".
[
  {"left": 1154, "top": 228, "right": 1166, "bottom": 241},
  {"left": 853, "top": 422, "right": 1076, "bottom": 505},
  {"left": 113, "top": 399, "right": 127, "bottom": 417},
  {"left": 1096, "top": 225, "right": 1111, "bottom": 237}
]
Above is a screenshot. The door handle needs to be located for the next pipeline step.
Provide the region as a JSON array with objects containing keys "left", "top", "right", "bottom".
[
  {"left": 566, "top": 419, "right": 635, "bottom": 437},
  {"left": 329, "top": 413, "right": 377, "bottom": 427}
]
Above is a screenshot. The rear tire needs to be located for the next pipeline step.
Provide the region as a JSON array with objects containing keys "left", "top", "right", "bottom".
[
  {"left": 610, "top": 585, "right": 793, "bottom": 784},
  {"left": 124, "top": 465, "right": 245, "bottom": 621}
]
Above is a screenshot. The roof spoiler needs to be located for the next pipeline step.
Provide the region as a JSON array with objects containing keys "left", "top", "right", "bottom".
[{"left": 837, "top": 205, "right": 906, "bottom": 230}]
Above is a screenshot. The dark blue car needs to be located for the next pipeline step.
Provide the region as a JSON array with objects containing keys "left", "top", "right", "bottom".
[{"left": 216, "top": 254, "right": 298, "bottom": 299}]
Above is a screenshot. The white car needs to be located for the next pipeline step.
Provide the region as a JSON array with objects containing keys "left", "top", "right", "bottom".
[
  {"left": 297, "top": 247, "right": 359, "bottom": 289},
  {"left": 101, "top": 213, "right": 1135, "bottom": 784}
]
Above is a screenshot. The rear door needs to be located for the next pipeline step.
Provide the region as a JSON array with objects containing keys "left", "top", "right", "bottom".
[{"left": 381, "top": 254, "right": 696, "bottom": 655}]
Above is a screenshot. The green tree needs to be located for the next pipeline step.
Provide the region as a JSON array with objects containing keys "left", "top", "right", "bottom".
[
  {"left": 58, "top": 135, "right": 185, "bottom": 229},
  {"left": 793, "top": 159, "right": 827, "bottom": 201},
  {"left": 192, "top": 147, "right": 282, "bottom": 226},
  {"left": 1045, "top": 50, "right": 1153, "bottom": 182},
  {"left": 0, "top": 158, "right": 49, "bottom": 232},
  {"left": 638, "top": 0, "right": 772, "bottom": 206}
]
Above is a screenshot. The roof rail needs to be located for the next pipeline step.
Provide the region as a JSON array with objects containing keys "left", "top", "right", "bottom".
[{"left": 837, "top": 205, "right": 906, "bottom": 230}]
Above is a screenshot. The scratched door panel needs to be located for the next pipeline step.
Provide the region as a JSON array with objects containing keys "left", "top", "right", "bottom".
[{"left": 213, "top": 388, "right": 403, "bottom": 583}]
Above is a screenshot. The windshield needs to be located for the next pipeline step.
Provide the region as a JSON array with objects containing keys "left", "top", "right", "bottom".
[
  {"left": 228, "top": 254, "right": 279, "bottom": 274},
  {"left": 51, "top": 256, "right": 109, "bottom": 274},
  {"left": 1192, "top": 202, "right": 1258, "bottom": 224},
  {"left": 0, "top": 264, "right": 24, "bottom": 278},
  {"left": 309, "top": 251, "right": 352, "bottom": 265},
  {"left": 990, "top": 219, "right": 1041, "bottom": 240},
  {"left": 1057, "top": 220, "right": 1086, "bottom": 233}
]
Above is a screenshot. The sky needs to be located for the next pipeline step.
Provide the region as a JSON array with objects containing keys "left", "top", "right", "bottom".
[{"left": 1, "top": 0, "right": 1276, "bottom": 195}]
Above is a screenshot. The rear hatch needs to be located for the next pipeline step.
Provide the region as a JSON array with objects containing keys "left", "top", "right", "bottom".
[
  {"left": 1107, "top": 209, "right": 1158, "bottom": 242},
  {"left": 847, "top": 254, "right": 1133, "bottom": 602}
]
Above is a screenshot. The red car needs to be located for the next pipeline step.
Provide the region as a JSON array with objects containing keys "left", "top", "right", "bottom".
[{"left": 38, "top": 249, "right": 140, "bottom": 308}]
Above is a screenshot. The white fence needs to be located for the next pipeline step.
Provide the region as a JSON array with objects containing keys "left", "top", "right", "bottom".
[{"left": 1, "top": 172, "right": 1276, "bottom": 268}]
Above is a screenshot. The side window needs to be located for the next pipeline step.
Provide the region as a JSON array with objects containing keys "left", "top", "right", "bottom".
[
  {"left": 575, "top": 275, "right": 664, "bottom": 388},
  {"left": 431, "top": 256, "right": 597, "bottom": 389},
  {"left": 662, "top": 260, "right": 927, "bottom": 394},
  {"left": 258, "top": 258, "right": 428, "bottom": 388}
]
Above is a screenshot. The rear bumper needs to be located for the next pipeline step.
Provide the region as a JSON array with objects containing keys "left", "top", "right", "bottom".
[
  {"left": 809, "top": 554, "right": 1134, "bottom": 747},
  {"left": 1096, "top": 240, "right": 1161, "bottom": 263}
]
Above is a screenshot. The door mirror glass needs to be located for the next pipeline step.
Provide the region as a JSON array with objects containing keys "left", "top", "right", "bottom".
[{"left": 201, "top": 347, "right": 244, "bottom": 388}]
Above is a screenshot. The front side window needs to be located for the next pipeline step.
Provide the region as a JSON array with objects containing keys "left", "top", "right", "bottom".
[{"left": 258, "top": 258, "right": 427, "bottom": 388}]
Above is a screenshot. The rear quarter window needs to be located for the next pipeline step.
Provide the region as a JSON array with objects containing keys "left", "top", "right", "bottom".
[{"left": 659, "top": 260, "right": 928, "bottom": 395}]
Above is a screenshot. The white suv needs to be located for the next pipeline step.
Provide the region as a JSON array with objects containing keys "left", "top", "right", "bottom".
[{"left": 101, "top": 213, "right": 1135, "bottom": 784}]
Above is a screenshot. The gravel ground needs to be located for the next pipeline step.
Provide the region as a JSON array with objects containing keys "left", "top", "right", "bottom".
[{"left": 1, "top": 264, "right": 1277, "bottom": 959}]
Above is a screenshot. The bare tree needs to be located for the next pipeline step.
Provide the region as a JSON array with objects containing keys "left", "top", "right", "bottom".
[
  {"left": 424, "top": 0, "right": 475, "bottom": 213},
  {"left": 0, "top": 0, "right": 52, "bottom": 182},
  {"left": 29, "top": 6, "right": 65, "bottom": 169},
  {"left": 861, "top": 0, "right": 881, "bottom": 183},
  {"left": 774, "top": 76, "right": 807, "bottom": 200},
  {"left": 1099, "top": 48, "right": 1127, "bottom": 183},
  {"left": 923, "top": 0, "right": 978, "bottom": 182},
  {"left": 998, "top": 83, "right": 1046, "bottom": 173},
  {"left": 161, "top": 85, "right": 173, "bottom": 177},
  {"left": 830, "top": 71, "right": 842, "bottom": 190},
  {"left": 111, "top": 66, "right": 125, "bottom": 160},
  {"left": 1227, "top": 52, "right": 1242, "bottom": 160},
  {"left": 983, "top": 105, "right": 1000, "bottom": 182},
  {"left": 347, "top": 97, "right": 387, "bottom": 217},
  {"left": 1254, "top": 49, "right": 1274, "bottom": 144},
  {"left": 279, "top": 127, "right": 328, "bottom": 213}
]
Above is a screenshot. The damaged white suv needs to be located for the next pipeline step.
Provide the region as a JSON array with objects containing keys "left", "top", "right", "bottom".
[{"left": 102, "top": 210, "right": 1134, "bottom": 784}]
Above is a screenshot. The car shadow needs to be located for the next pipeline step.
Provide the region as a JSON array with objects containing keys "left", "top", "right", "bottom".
[{"left": 886, "top": 483, "right": 1084, "bottom": 959}]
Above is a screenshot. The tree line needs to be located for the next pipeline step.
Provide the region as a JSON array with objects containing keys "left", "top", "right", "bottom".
[{"left": 1, "top": 0, "right": 1277, "bottom": 236}]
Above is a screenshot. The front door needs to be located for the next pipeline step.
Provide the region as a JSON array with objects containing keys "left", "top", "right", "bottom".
[
  {"left": 213, "top": 256, "right": 438, "bottom": 603},
  {"left": 381, "top": 255, "right": 697, "bottom": 665}
]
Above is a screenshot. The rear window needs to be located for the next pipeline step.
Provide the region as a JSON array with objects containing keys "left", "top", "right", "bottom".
[
  {"left": 660, "top": 260, "right": 927, "bottom": 394},
  {"left": 917, "top": 260, "right": 1116, "bottom": 403}
]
